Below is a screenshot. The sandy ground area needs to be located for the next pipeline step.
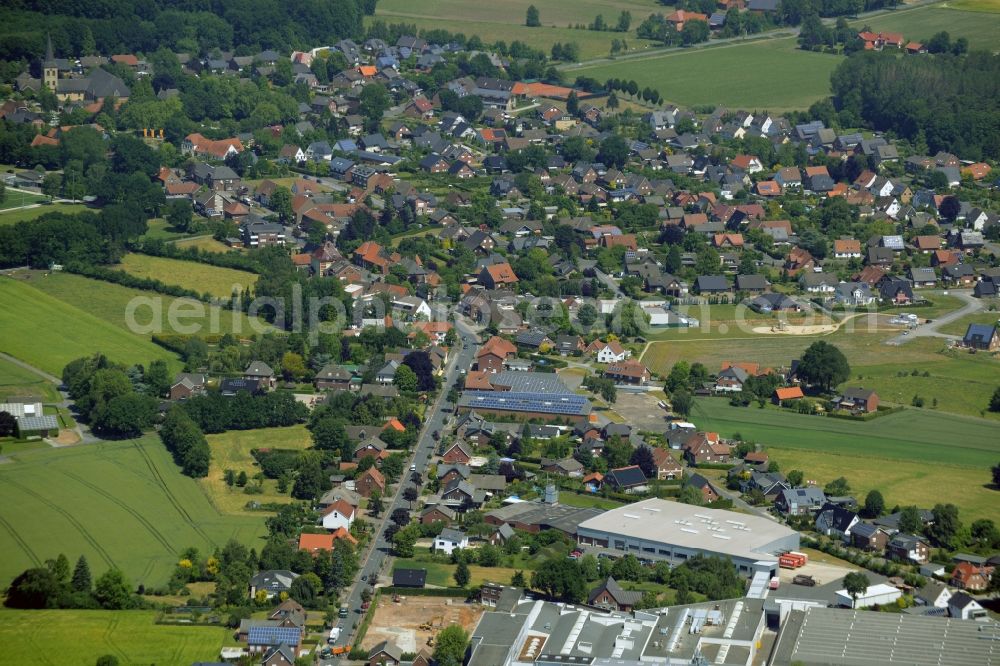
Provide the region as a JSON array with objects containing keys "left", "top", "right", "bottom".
[
  {"left": 777, "top": 559, "right": 854, "bottom": 587},
  {"left": 364, "top": 595, "right": 486, "bottom": 654},
  {"left": 50, "top": 429, "right": 81, "bottom": 446}
]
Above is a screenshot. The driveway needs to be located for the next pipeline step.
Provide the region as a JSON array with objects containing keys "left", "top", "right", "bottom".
[{"left": 885, "top": 289, "right": 981, "bottom": 345}]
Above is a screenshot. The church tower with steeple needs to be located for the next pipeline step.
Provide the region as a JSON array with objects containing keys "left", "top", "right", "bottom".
[{"left": 43, "top": 34, "right": 58, "bottom": 92}]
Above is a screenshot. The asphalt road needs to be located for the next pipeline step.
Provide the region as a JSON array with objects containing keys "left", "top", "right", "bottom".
[
  {"left": 885, "top": 289, "right": 982, "bottom": 345},
  {"left": 331, "top": 319, "right": 480, "bottom": 652}
]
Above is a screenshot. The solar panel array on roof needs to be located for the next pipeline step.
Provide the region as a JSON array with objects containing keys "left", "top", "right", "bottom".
[
  {"left": 247, "top": 626, "right": 301, "bottom": 646},
  {"left": 16, "top": 415, "right": 59, "bottom": 431},
  {"left": 460, "top": 391, "right": 590, "bottom": 416}
]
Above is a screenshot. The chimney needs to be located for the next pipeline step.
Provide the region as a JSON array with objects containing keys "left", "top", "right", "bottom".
[{"left": 543, "top": 483, "right": 558, "bottom": 505}]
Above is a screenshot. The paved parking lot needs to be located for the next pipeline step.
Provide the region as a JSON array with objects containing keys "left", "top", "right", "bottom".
[{"left": 613, "top": 391, "right": 672, "bottom": 432}]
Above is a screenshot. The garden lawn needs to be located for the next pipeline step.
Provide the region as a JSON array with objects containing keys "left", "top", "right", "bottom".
[
  {"left": 21, "top": 271, "right": 268, "bottom": 338},
  {"left": 0, "top": 190, "right": 45, "bottom": 211},
  {"left": 556, "top": 491, "right": 628, "bottom": 510},
  {"left": 0, "top": 277, "right": 180, "bottom": 376},
  {"left": 569, "top": 37, "right": 838, "bottom": 112},
  {"left": 0, "top": 609, "right": 232, "bottom": 666},
  {"left": 0, "top": 356, "right": 61, "bottom": 402},
  {"left": 937, "top": 309, "right": 1000, "bottom": 336},
  {"left": 689, "top": 398, "right": 1000, "bottom": 468},
  {"left": 767, "top": 447, "right": 998, "bottom": 522},
  {"left": 0, "top": 435, "right": 266, "bottom": 589},
  {"left": 174, "top": 236, "right": 236, "bottom": 253},
  {"left": 391, "top": 558, "right": 520, "bottom": 588},
  {"left": 117, "top": 253, "right": 258, "bottom": 299},
  {"left": 0, "top": 202, "right": 89, "bottom": 226},
  {"left": 200, "top": 425, "right": 311, "bottom": 515}
]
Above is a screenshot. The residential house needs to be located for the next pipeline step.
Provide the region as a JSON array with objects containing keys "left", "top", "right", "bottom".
[
  {"left": 836, "top": 388, "right": 879, "bottom": 413},
  {"left": 950, "top": 562, "right": 993, "bottom": 591},
  {"left": 605, "top": 466, "right": 648, "bottom": 494},
  {"left": 688, "top": 473, "right": 721, "bottom": 503},
  {"left": 421, "top": 505, "right": 457, "bottom": 526},
  {"left": 773, "top": 386, "right": 804, "bottom": 404},
  {"left": 850, "top": 523, "right": 890, "bottom": 553},
  {"left": 320, "top": 499, "right": 356, "bottom": 531},
  {"left": 963, "top": 324, "right": 1000, "bottom": 351},
  {"left": 249, "top": 570, "right": 300, "bottom": 600},
  {"left": 588, "top": 577, "right": 643, "bottom": 612},
  {"left": 774, "top": 487, "right": 827, "bottom": 516},
  {"left": 355, "top": 467, "right": 385, "bottom": 498},
  {"left": 588, "top": 340, "right": 631, "bottom": 363},
  {"left": 170, "top": 373, "right": 206, "bottom": 400},
  {"left": 833, "top": 239, "right": 862, "bottom": 259},
  {"left": 949, "top": 592, "right": 989, "bottom": 621},
  {"left": 434, "top": 528, "right": 470, "bottom": 555},
  {"left": 890, "top": 534, "right": 931, "bottom": 565},
  {"left": 650, "top": 447, "right": 683, "bottom": 480},
  {"left": 315, "top": 364, "right": 353, "bottom": 391},
  {"left": 244, "top": 361, "right": 276, "bottom": 389},
  {"left": 682, "top": 432, "right": 730, "bottom": 465},
  {"left": 540, "top": 457, "right": 585, "bottom": 477},
  {"left": 368, "top": 640, "right": 403, "bottom": 666},
  {"left": 479, "top": 262, "right": 519, "bottom": 289},
  {"left": 814, "top": 504, "right": 860, "bottom": 539},
  {"left": 603, "top": 360, "right": 651, "bottom": 385},
  {"left": 442, "top": 441, "right": 473, "bottom": 464}
]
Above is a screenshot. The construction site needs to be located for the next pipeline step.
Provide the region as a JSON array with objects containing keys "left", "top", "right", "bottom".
[{"left": 363, "top": 595, "right": 487, "bottom": 654}]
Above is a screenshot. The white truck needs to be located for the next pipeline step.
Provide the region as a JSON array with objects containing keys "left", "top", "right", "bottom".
[{"left": 328, "top": 626, "right": 341, "bottom": 644}]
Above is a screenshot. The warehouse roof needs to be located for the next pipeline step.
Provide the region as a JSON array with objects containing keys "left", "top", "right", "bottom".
[
  {"left": 577, "top": 498, "right": 797, "bottom": 562},
  {"left": 771, "top": 607, "right": 1000, "bottom": 666}
]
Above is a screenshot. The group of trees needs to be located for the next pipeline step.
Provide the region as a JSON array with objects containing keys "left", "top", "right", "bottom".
[
  {"left": 828, "top": 51, "right": 1000, "bottom": 161},
  {"left": 0, "top": 0, "right": 373, "bottom": 62},
  {"left": 160, "top": 406, "right": 211, "bottom": 477},
  {"left": 636, "top": 13, "right": 709, "bottom": 47},
  {"left": 62, "top": 354, "right": 161, "bottom": 437},
  {"left": 6, "top": 554, "right": 135, "bottom": 611},
  {"left": 605, "top": 77, "right": 663, "bottom": 106},
  {"left": 180, "top": 391, "right": 308, "bottom": 433}
]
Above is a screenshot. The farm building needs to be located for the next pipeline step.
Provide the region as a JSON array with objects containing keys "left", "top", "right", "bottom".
[
  {"left": 576, "top": 498, "right": 799, "bottom": 575},
  {"left": 1, "top": 404, "right": 59, "bottom": 437}
]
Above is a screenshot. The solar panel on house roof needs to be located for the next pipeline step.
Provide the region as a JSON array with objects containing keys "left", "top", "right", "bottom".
[
  {"left": 460, "top": 391, "right": 590, "bottom": 415},
  {"left": 247, "top": 626, "right": 301, "bottom": 646}
]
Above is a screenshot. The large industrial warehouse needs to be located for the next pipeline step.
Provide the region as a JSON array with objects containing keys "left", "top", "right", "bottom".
[{"left": 576, "top": 498, "right": 800, "bottom": 574}]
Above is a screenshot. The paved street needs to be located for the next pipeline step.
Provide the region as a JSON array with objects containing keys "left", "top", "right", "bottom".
[
  {"left": 332, "top": 318, "right": 480, "bottom": 651},
  {"left": 885, "top": 289, "right": 981, "bottom": 345}
]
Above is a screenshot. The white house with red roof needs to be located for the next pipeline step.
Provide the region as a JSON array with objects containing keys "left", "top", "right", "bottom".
[{"left": 321, "top": 499, "right": 356, "bottom": 531}]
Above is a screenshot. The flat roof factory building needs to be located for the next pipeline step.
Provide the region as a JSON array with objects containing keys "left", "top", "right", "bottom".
[{"left": 576, "top": 498, "right": 800, "bottom": 576}]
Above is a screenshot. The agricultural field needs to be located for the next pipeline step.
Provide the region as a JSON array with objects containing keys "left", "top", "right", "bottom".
[
  {"left": 116, "top": 253, "right": 258, "bottom": 299},
  {"left": 377, "top": 0, "right": 661, "bottom": 27},
  {"left": 569, "top": 37, "right": 838, "bottom": 112},
  {"left": 0, "top": 435, "right": 267, "bottom": 589},
  {"left": 850, "top": 351, "right": 1000, "bottom": 420},
  {"left": 200, "top": 425, "right": 311, "bottom": 515},
  {"left": 0, "top": 609, "right": 232, "bottom": 666},
  {"left": 19, "top": 270, "right": 268, "bottom": 339},
  {"left": 689, "top": 398, "right": 1000, "bottom": 468},
  {"left": 0, "top": 277, "right": 180, "bottom": 376},
  {"left": 855, "top": 4, "right": 1000, "bottom": 50},
  {"left": 767, "top": 447, "right": 998, "bottom": 522},
  {"left": 0, "top": 202, "right": 89, "bottom": 226},
  {"left": 642, "top": 328, "right": 941, "bottom": 375},
  {"left": 0, "top": 356, "right": 61, "bottom": 403},
  {"left": 366, "top": 16, "right": 659, "bottom": 61}
]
